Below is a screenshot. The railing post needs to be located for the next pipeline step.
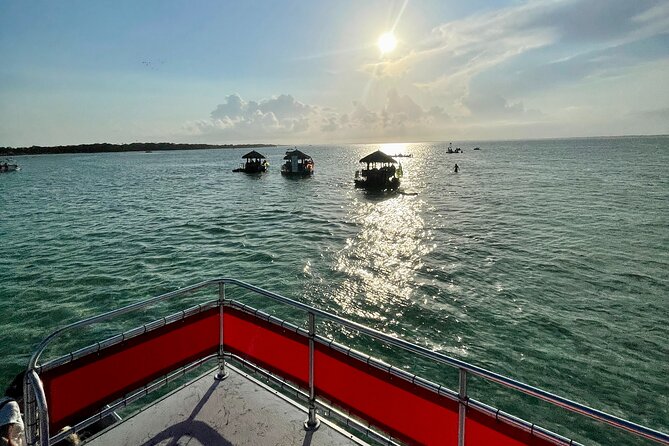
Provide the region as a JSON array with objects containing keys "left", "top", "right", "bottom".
[
  {"left": 215, "top": 282, "right": 229, "bottom": 381},
  {"left": 304, "top": 312, "right": 320, "bottom": 431},
  {"left": 23, "top": 374, "right": 37, "bottom": 445},
  {"left": 458, "top": 368, "right": 467, "bottom": 446},
  {"left": 26, "top": 371, "right": 49, "bottom": 446}
]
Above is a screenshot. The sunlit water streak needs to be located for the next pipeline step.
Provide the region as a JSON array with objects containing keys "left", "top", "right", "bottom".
[
  {"left": 1, "top": 137, "right": 667, "bottom": 444},
  {"left": 333, "top": 194, "right": 429, "bottom": 312}
]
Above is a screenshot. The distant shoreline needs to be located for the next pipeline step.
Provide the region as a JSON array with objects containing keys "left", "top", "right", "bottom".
[{"left": 0, "top": 142, "right": 277, "bottom": 157}]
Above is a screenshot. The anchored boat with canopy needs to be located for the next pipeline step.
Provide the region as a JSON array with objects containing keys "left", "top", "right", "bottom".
[
  {"left": 1, "top": 160, "right": 19, "bottom": 172},
  {"left": 354, "top": 150, "right": 401, "bottom": 191},
  {"left": 233, "top": 151, "right": 269, "bottom": 173},
  {"left": 281, "top": 149, "right": 314, "bottom": 177}
]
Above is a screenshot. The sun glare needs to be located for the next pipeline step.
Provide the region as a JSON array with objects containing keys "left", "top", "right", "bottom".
[
  {"left": 378, "top": 32, "right": 397, "bottom": 54},
  {"left": 380, "top": 142, "right": 407, "bottom": 154}
]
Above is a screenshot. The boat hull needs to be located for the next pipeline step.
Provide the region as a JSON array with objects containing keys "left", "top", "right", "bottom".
[
  {"left": 0, "top": 164, "right": 18, "bottom": 172},
  {"left": 281, "top": 170, "right": 313, "bottom": 177},
  {"left": 233, "top": 166, "right": 268, "bottom": 173}
]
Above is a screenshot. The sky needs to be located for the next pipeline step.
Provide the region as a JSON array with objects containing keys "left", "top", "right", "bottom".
[{"left": 0, "top": 0, "right": 668, "bottom": 146}]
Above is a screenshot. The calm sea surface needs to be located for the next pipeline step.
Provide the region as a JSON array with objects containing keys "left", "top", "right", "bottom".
[{"left": 1, "top": 137, "right": 667, "bottom": 444}]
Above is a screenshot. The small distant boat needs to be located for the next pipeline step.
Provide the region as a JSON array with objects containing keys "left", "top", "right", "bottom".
[
  {"left": 0, "top": 160, "right": 18, "bottom": 172},
  {"left": 354, "top": 150, "right": 401, "bottom": 191},
  {"left": 446, "top": 143, "right": 462, "bottom": 154},
  {"left": 281, "top": 149, "right": 314, "bottom": 177},
  {"left": 392, "top": 153, "right": 413, "bottom": 158},
  {"left": 233, "top": 150, "right": 269, "bottom": 173},
  {"left": 473, "top": 147, "right": 480, "bottom": 151}
]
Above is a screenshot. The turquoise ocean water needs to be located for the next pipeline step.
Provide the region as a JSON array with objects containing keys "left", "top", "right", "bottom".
[{"left": 1, "top": 137, "right": 667, "bottom": 444}]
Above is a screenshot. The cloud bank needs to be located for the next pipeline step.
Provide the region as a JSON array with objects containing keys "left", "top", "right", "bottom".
[
  {"left": 187, "top": 90, "right": 451, "bottom": 142},
  {"left": 186, "top": 0, "right": 669, "bottom": 143}
]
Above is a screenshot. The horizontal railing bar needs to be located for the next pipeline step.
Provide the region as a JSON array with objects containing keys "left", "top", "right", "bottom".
[
  {"left": 39, "top": 300, "right": 219, "bottom": 374},
  {"left": 227, "top": 300, "right": 459, "bottom": 403},
  {"left": 220, "top": 278, "right": 669, "bottom": 445},
  {"left": 467, "top": 398, "right": 582, "bottom": 446},
  {"left": 313, "top": 335, "right": 458, "bottom": 401},
  {"left": 29, "top": 279, "right": 219, "bottom": 370},
  {"left": 226, "top": 299, "right": 309, "bottom": 336}
]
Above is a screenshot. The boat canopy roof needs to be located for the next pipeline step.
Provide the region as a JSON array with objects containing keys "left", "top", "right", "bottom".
[
  {"left": 283, "top": 149, "right": 312, "bottom": 160},
  {"left": 242, "top": 150, "right": 266, "bottom": 159},
  {"left": 359, "top": 150, "right": 397, "bottom": 164}
]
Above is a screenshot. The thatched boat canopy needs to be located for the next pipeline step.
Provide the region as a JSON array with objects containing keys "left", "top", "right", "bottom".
[
  {"left": 242, "top": 150, "right": 266, "bottom": 159},
  {"left": 284, "top": 149, "right": 312, "bottom": 160},
  {"left": 359, "top": 150, "right": 397, "bottom": 165}
]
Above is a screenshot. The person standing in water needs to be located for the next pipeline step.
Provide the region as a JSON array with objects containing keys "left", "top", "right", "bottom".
[{"left": 454, "top": 163, "right": 459, "bottom": 173}]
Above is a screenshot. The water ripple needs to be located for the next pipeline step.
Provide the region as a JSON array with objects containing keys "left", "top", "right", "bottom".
[{"left": 1, "top": 138, "right": 668, "bottom": 442}]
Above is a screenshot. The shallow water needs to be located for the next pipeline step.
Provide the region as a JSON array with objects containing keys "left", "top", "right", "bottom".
[{"left": 1, "top": 137, "right": 667, "bottom": 444}]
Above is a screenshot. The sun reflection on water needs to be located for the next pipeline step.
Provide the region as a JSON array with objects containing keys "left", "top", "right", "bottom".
[{"left": 329, "top": 193, "right": 433, "bottom": 323}]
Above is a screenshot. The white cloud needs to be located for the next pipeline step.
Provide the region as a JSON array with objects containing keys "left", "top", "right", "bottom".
[
  {"left": 187, "top": 90, "right": 451, "bottom": 142},
  {"left": 321, "top": 89, "right": 451, "bottom": 136},
  {"left": 206, "top": 93, "right": 315, "bottom": 135},
  {"left": 463, "top": 92, "right": 543, "bottom": 120},
  {"left": 184, "top": 93, "right": 322, "bottom": 141}
]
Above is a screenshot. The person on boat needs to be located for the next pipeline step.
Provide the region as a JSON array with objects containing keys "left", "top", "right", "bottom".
[
  {"left": 0, "top": 396, "right": 25, "bottom": 446},
  {"left": 454, "top": 164, "right": 459, "bottom": 173},
  {"left": 1, "top": 372, "right": 25, "bottom": 445}
]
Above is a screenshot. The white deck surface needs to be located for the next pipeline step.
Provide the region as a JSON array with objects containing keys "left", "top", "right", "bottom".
[{"left": 87, "top": 366, "right": 369, "bottom": 446}]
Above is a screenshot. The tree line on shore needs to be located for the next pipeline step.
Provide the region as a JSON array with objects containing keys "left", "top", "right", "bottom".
[{"left": 0, "top": 142, "right": 277, "bottom": 156}]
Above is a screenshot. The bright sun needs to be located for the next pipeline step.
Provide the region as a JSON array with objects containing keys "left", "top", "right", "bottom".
[{"left": 378, "top": 32, "right": 397, "bottom": 54}]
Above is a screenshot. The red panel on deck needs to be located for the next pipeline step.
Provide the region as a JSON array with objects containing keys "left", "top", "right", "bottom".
[
  {"left": 41, "top": 305, "right": 562, "bottom": 446},
  {"left": 41, "top": 308, "right": 219, "bottom": 433},
  {"left": 223, "top": 307, "right": 309, "bottom": 388},
  {"left": 223, "top": 310, "right": 557, "bottom": 446},
  {"left": 315, "top": 343, "right": 460, "bottom": 446},
  {"left": 465, "top": 407, "right": 557, "bottom": 446}
]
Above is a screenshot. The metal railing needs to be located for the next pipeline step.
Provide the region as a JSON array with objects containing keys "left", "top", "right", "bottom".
[{"left": 25, "top": 278, "right": 669, "bottom": 446}]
